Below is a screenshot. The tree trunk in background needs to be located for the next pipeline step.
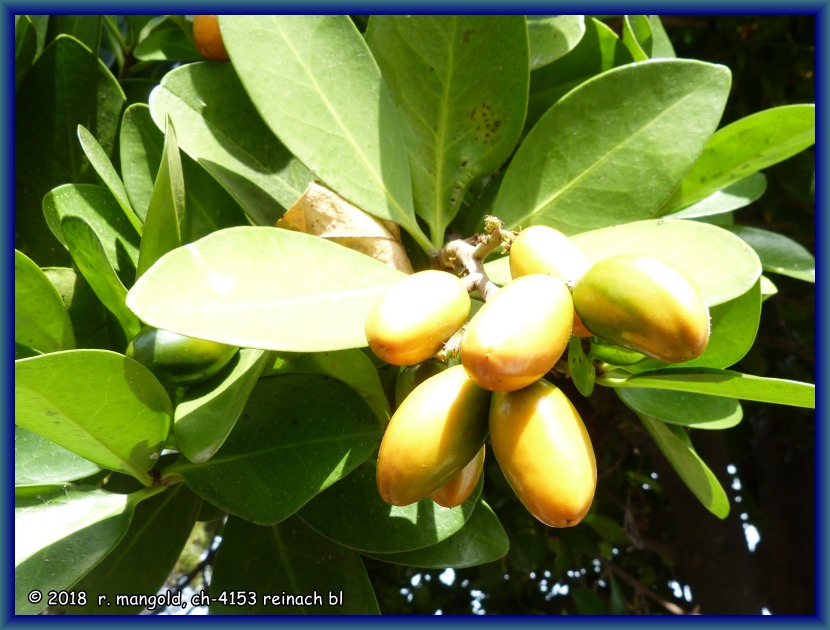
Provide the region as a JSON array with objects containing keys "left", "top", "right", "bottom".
[{"left": 652, "top": 430, "right": 765, "bottom": 614}]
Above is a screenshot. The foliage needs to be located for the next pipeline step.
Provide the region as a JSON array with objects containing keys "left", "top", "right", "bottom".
[{"left": 14, "top": 14, "right": 815, "bottom": 615}]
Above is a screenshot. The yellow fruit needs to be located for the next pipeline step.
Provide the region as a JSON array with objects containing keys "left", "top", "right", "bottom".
[
  {"left": 193, "top": 15, "right": 229, "bottom": 61},
  {"left": 431, "top": 445, "right": 485, "bottom": 508},
  {"left": 572, "top": 254, "right": 710, "bottom": 363},
  {"left": 510, "top": 225, "right": 592, "bottom": 336},
  {"left": 365, "top": 270, "right": 470, "bottom": 366},
  {"left": 490, "top": 379, "right": 596, "bottom": 527},
  {"left": 376, "top": 365, "right": 490, "bottom": 506},
  {"left": 509, "top": 225, "right": 591, "bottom": 285},
  {"left": 461, "top": 274, "right": 573, "bottom": 392}
]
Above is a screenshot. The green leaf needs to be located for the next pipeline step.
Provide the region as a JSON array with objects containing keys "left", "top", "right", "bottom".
[
  {"left": 568, "top": 336, "right": 595, "bottom": 396},
  {"left": 15, "top": 250, "right": 75, "bottom": 354},
  {"left": 43, "top": 267, "right": 111, "bottom": 350},
  {"left": 133, "top": 24, "right": 201, "bottom": 61},
  {"left": 571, "top": 586, "right": 608, "bottom": 614},
  {"left": 126, "top": 226, "right": 406, "bottom": 352},
  {"left": 67, "top": 484, "right": 202, "bottom": 615},
  {"left": 61, "top": 216, "right": 141, "bottom": 340},
  {"left": 366, "top": 16, "right": 528, "bottom": 244},
  {"left": 120, "top": 103, "right": 164, "bottom": 222},
  {"left": 15, "top": 426, "right": 103, "bottom": 487},
  {"left": 174, "top": 348, "right": 272, "bottom": 463},
  {"left": 181, "top": 152, "right": 250, "bottom": 241},
  {"left": 527, "top": 15, "right": 586, "bottom": 69},
  {"left": 299, "top": 460, "right": 481, "bottom": 554},
  {"left": 149, "top": 62, "right": 313, "bottom": 226},
  {"left": 598, "top": 367, "right": 815, "bottom": 409},
  {"left": 364, "top": 500, "right": 508, "bottom": 568},
  {"left": 77, "top": 125, "right": 142, "bottom": 235},
  {"left": 496, "top": 59, "right": 731, "bottom": 233},
  {"left": 660, "top": 104, "right": 816, "bottom": 213},
  {"left": 15, "top": 485, "right": 159, "bottom": 614},
  {"left": 526, "top": 18, "right": 633, "bottom": 133},
  {"left": 219, "top": 16, "right": 432, "bottom": 252},
  {"left": 43, "top": 183, "right": 140, "bottom": 285},
  {"left": 46, "top": 15, "right": 102, "bottom": 53},
  {"left": 16, "top": 35, "right": 125, "bottom": 266},
  {"left": 136, "top": 118, "right": 186, "bottom": 279},
  {"left": 628, "top": 279, "right": 762, "bottom": 372},
  {"left": 269, "top": 349, "right": 390, "bottom": 427},
  {"left": 622, "top": 15, "right": 675, "bottom": 61},
  {"left": 571, "top": 219, "right": 761, "bottom": 306},
  {"left": 725, "top": 225, "right": 815, "bottom": 283},
  {"left": 618, "top": 388, "right": 743, "bottom": 430},
  {"left": 211, "top": 516, "right": 380, "bottom": 614},
  {"left": 165, "top": 374, "right": 381, "bottom": 525},
  {"left": 15, "top": 15, "right": 38, "bottom": 88},
  {"left": 210, "top": 517, "right": 380, "bottom": 615},
  {"left": 667, "top": 173, "right": 767, "bottom": 219},
  {"left": 638, "top": 414, "right": 730, "bottom": 518},
  {"left": 15, "top": 350, "right": 172, "bottom": 485}
]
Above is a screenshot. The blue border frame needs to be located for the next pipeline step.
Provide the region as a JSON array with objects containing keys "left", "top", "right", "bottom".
[{"left": 3, "top": 3, "right": 827, "bottom": 626}]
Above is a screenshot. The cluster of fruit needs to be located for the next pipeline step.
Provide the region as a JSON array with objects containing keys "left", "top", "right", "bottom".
[{"left": 366, "top": 225, "right": 710, "bottom": 528}]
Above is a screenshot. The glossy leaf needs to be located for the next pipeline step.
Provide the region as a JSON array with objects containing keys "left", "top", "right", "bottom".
[
  {"left": 43, "top": 267, "right": 110, "bottom": 350},
  {"left": 496, "top": 59, "right": 731, "bottom": 233},
  {"left": 219, "top": 15, "right": 432, "bottom": 252},
  {"left": 149, "top": 62, "right": 313, "bottom": 226},
  {"left": 299, "top": 461, "right": 481, "bottom": 554},
  {"left": 15, "top": 425, "right": 102, "bottom": 487},
  {"left": 136, "top": 119, "right": 186, "bottom": 279},
  {"left": 165, "top": 374, "right": 381, "bottom": 524},
  {"left": 526, "top": 18, "right": 633, "bottom": 132},
  {"left": 622, "top": 16, "right": 675, "bottom": 61},
  {"left": 269, "top": 349, "right": 391, "bottom": 426},
  {"left": 67, "top": 484, "right": 202, "bottom": 615},
  {"left": 598, "top": 368, "right": 815, "bottom": 409},
  {"left": 16, "top": 15, "right": 38, "bottom": 87},
  {"left": 527, "top": 15, "right": 586, "bottom": 69},
  {"left": 571, "top": 219, "right": 761, "bottom": 307},
  {"left": 668, "top": 173, "right": 766, "bottom": 219},
  {"left": 628, "top": 279, "right": 762, "bottom": 372},
  {"left": 660, "top": 104, "right": 816, "bottom": 213},
  {"left": 366, "top": 15, "right": 528, "bottom": 244},
  {"left": 726, "top": 225, "right": 815, "bottom": 283},
  {"left": 211, "top": 516, "right": 380, "bottom": 614},
  {"left": 364, "top": 500, "right": 508, "bottom": 568},
  {"left": 126, "top": 226, "right": 406, "bottom": 352},
  {"left": 16, "top": 35, "right": 125, "bottom": 266},
  {"left": 568, "top": 336, "right": 595, "bottom": 397},
  {"left": 133, "top": 25, "right": 201, "bottom": 61},
  {"left": 15, "top": 249, "right": 75, "bottom": 354},
  {"left": 77, "top": 124, "right": 142, "bottom": 235},
  {"left": 15, "top": 350, "right": 172, "bottom": 485},
  {"left": 120, "top": 103, "right": 164, "bottom": 222},
  {"left": 638, "top": 414, "right": 730, "bottom": 518},
  {"left": 15, "top": 485, "right": 159, "bottom": 614},
  {"left": 618, "top": 388, "right": 742, "bottom": 430},
  {"left": 121, "top": 103, "right": 249, "bottom": 238},
  {"left": 43, "top": 183, "right": 140, "bottom": 285},
  {"left": 61, "top": 216, "right": 141, "bottom": 340},
  {"left": 175, "top": 348, "right": 272, "bottom": 463},
  {"left": 46, "top": 15, "right": 102, "bottom": 52}
]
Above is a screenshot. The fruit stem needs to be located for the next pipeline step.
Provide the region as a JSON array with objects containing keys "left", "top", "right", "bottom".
[{"left": 434, "top": 215, "right": 513, "bottom": 302}]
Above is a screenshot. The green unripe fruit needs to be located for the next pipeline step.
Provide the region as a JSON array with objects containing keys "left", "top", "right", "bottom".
[
  {"left": 394, "top": 359, "right": 447, "bottom": 408},
  {"left": 126, "top": 326, "right": 239, "bottom": 386},
  {"left": 461, "top": 274, "right": 574, "bottom": 392},
  {"left": 509, "top": 225, "right": 591, "bottom": 285},
  {"left": 376, "top": 364, "right": 491, "bottom": 506},
  {"left": 490, "top": 379, "right": 596, "bottom": 528},
  {"left": 365, "top": 270, "right": 470, "bottom": 366},
  {"left": 572, "top": 254, "right": 710, "bottom": 363},
  {"left": 431, "top": 445, "right": 485, "bottom": 509}
]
